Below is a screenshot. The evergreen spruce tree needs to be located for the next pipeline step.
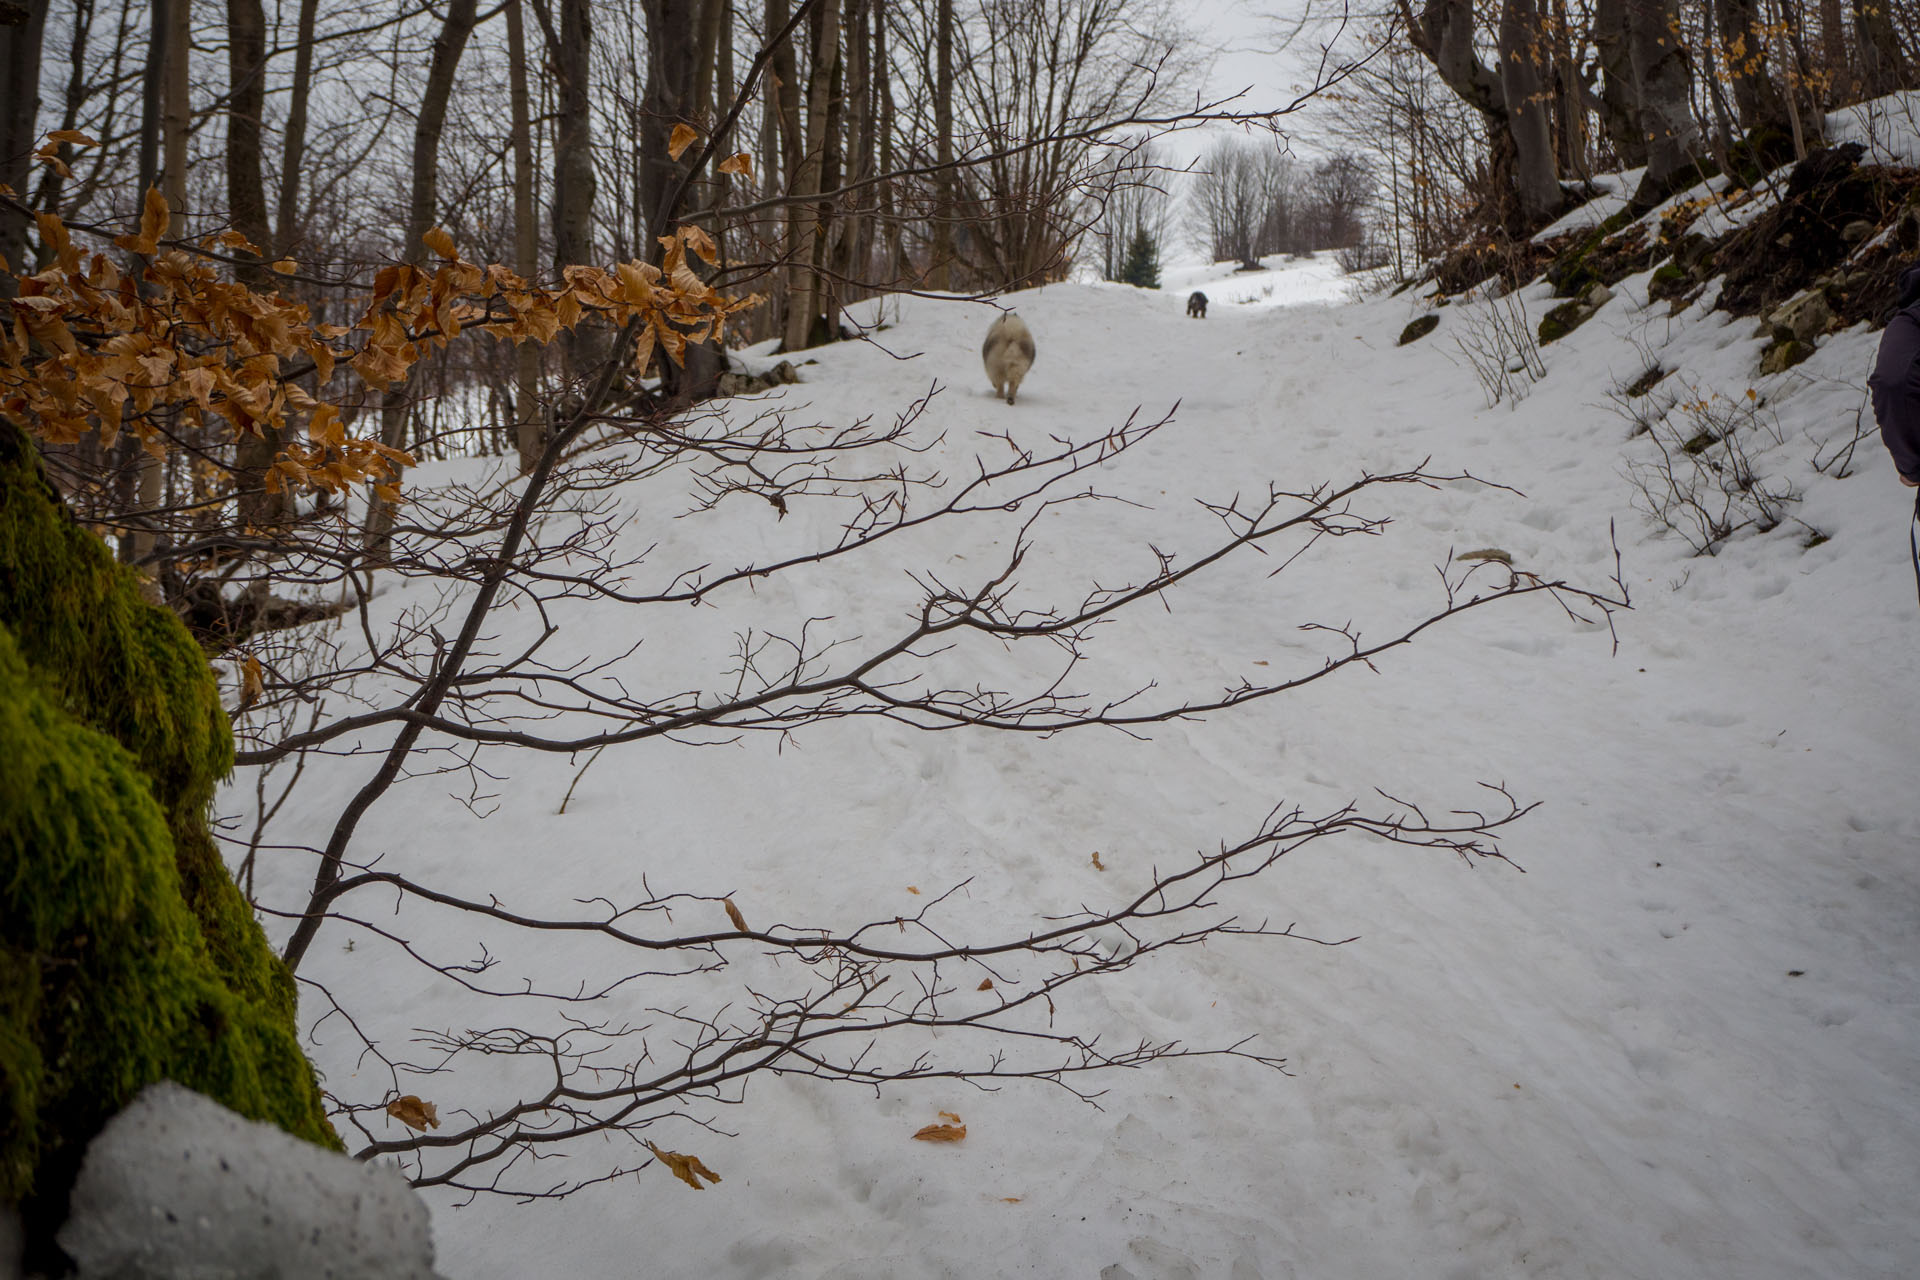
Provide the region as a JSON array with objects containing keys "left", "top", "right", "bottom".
[{"left": 1119, "top": 226, "right": 1160, "bottom": 289}]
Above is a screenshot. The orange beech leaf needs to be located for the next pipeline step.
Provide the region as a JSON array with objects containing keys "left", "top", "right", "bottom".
[
  {"left": 238, "top": 652, "right": 265, "bottom": 710},
  {"left": 1090, "top": 852, "right": 1104, "bottom": 871},
  {"left": 138, "top": 189, "right": 168, "bottom": 248},
  {"left": 913, "top": 1123, "right": 966, "bottom": 1143},
  {"left": 723, "top": 898, "right": 748, "bottom": 932},
  {"left": 270, "top": 258, "right": 297, "bottom": 275},
  {"left": 422, "top": 225, "right": 458, "bottom": 259},
  {"left": 386, "top": 1095, "right": 439, "bottom": 1131},
  {"left": 977, "top": 979, "right": 993, "bottom": 991},
  {"left": 645, "top": 1141, "right": 722, "bottom": 1190},
  {"left": 47, "top": 129, "right": 95, "bottom": 146},
  {"left": 667, "top": 123, "right": 700, "bottom": 160},
  {"left": 717, "top": 152, "right": 753, "bottom": 178}
]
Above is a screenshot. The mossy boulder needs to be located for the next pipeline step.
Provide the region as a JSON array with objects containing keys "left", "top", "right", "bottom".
[
  {"left": 1398, "top": 314, "right": 1440, "bottom": 345},
  {"left": 0, "top": 420, "right": 335, "bottom": 1257},
  {"left": 1758, "top": 336, "right": 1815, "bottom": 374},
  {"left": 1648, "top": 262, "right": 1691, "bottom": 304},
  {"left": 1545, "top": 212, "right": 1654, "bottom": 300}
]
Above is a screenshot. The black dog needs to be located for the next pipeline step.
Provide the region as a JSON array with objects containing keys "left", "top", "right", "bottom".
[{"left": 1186, "top": 291, "right": 1208, "bottom": 319}]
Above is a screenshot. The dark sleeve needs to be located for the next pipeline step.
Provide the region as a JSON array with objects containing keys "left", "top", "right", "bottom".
[{"left": 1870, "top": 314, "right": 1920, "bottom": 482}]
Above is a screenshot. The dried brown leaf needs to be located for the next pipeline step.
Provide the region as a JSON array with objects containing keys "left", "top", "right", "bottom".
[
  {"left": 723, "top": 897, "right": 747, "bottom": 932},
  {"left": 667, "top": 123, "right": 700, "bottom": 161},
  {"left": 646, "top": 1140, "right": 722, "bottom": 1189},
  {"left": 1090, "top": 852, "right": 1104, "bottom": 871},
  {"left": 717, "top": 152, "right": 754, "bottom": 178},
  {"left": 422, "top": 225, "right": 458, "bottom": 259},
  {"left": 238, "top": 652, "right": 265, "bottom": 710},
  {"left": 977, "top": 979, "right": 993, "bottom": 991},
  {"left": 386, "top": 1095, "right": 439, "bottom": 1131},
  {"left": 913, "top": 1123, "right": 966, "bottom": 1143}
]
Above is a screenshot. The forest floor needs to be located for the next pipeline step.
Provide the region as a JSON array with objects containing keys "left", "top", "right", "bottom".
[{"left": 247, "top": 232, "right": 1920, "bottom": 1278}]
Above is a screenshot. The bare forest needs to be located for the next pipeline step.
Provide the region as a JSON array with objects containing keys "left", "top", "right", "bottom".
[{"left": 1, "top": 0, "right": 1916, "bottom": 1261}]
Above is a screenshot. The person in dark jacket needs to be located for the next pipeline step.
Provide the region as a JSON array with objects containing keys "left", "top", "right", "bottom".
[{"left": 1869, "top": 264, "right": 1920, "bottom": 487}]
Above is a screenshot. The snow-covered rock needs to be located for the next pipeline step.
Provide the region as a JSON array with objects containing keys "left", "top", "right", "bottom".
[{"left": 58, "top": 1083, "right": 443, "bottom": 1280}]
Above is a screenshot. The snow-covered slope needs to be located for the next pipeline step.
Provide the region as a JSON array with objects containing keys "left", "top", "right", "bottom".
[{"left": 246, "top": 256, "right": 1920, "bottom": 1279}]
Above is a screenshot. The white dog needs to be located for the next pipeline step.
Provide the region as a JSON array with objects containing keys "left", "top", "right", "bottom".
[{"left": 981, "top": 312, "right": 1035, "bottom": 405}]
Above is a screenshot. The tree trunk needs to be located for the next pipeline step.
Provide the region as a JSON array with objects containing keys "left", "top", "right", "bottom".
[
  {"left": 1590, "top": 0, "right": 1648, "bottom": 166},
  {"left": 1852, "top": 0, "right": 1903, "bottom": 95},
  {"left": 1819, "top": 0, "right": 1852, "bottom": 101},
  {"left": 929, "top": 0, "right": 954, "bottom": 289},
  {"left": 554, "top": 0, "right": 599, "bottom": 379},
  {"left": 1625, "top": 0, "right": 1706, "bottom": 206},
  {"left": 1550, "top": 0, "right": 1590, "bottom": 178},
  {"left": 639, "top": 0, "right": 723, "bottom": 399},
  {"left": 1405, "top": 0, "right": 1560, "bottom": 230},
  {"left": 275, "top": 0, "right": 321, "bottom": 254},
  {"left": 1717, "top": 0, "right": 1791, "bottom": 133},
  {"left": 783, "top": 0, "right": 840, "bottom": 351},
  {"left": 1498, "top": 0, "right": 1563, "bottom": 222},
  {"left": 365, "top": 0, "right": 482, "bottom": 560},
  {"left": 0, "top": 2, "right": 50, "bottom": 299},
  {"left": 226, "top": 0, "right": 282, "bottom": 533},
  {"left": 509, "top": 0, "right": 544, "bottom": 474}
]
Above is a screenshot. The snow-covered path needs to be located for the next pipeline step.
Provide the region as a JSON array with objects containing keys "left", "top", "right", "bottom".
[{"left": 263, "top": 259, "right": 1920, "bottom": 1279}]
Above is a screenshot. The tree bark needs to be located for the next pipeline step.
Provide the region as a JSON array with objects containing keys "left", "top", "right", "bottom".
[
  {"left": 1852, "top": 0, "right": 1904, "bottom": 96},
  {"left": 1625, "top": 0, "right": 1706, "bottom": 206},
  {"left": 226, "top": 0, "right": 282, "bottom": 533},
  {"left": 1498, "top": 0, "right": 1563, "bottom": 222},
  {"left": 1819, "top": 0, "right": 1852, "bottom": 101},
  {"left": 509, "top": 0, "right": 544, "bottom": 474},
  {"left": 0, "top": 1, "right": 50, "bottom": 298},
  {"left": 553, "top": 0, "right": 599, "bottom": 379},
  {"left": 1717, "top": 0, "right": 1790, "bottom": 133},
  {"left": 275, "top": 0, "right": 321, "bottom": 254},
  {"left": 1591, "top": 0, "right": 1649, "bottom": 166},
  {"left": 928, "top": 0, "right": 954, "bottom": 288},
  {"left": 1405, "top": 0, "right": 1562, "bottom": 229},
  {"left": 783, "top": 0, "right": 839, "bottom": 351},
  {"left": 639, "top": 0, "right": 724, "bottom": 398},
  {"left": 366, "top": 0, "right": 482, "bottom": 559}
]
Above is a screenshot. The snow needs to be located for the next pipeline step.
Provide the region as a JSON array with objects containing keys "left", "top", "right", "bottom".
[
  {"left": 238, "top": 252, "right": 1920, "bottom": 1278},
  {"left": 58, "top": 1082, "right": 443, "bottom": 1279},
  {"left": 1829, "top": 91, "right": 1920, "bottom": 166}
]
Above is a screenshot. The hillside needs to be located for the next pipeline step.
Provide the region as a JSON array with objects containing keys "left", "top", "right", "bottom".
[{"left": 245, "top": 178, "right": 1920, "bottom": 1277}]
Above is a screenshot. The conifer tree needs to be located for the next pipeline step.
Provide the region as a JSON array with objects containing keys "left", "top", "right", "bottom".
[{"left": 1120, "top": 225, "right": 1161, "bottom": 289}]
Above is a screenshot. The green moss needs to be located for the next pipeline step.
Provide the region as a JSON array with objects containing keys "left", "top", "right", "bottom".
[
  {"left": 0, "top": 420, "right": 335, "bottom": 1235},
  {"left": 1625, "top": 365, "right": 1669, "bottom": 397},
  {"left": 1397, "top": 314, "right": 1439, "bottom": 346},
  {"left": 1537, "top": 300, "right": 1585, "bottom": 345},
  {"left": 1649, "top": 263, "right": 1691, "bottom": 304}
]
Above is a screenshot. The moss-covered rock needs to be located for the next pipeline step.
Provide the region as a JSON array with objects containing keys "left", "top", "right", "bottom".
[
  {"left": 1537, "top": 299, "right": 1589, "bottom": 345},
  {"left": 1758, "top": 337, "right": 1815, "bottom": 374},
  {"left": 1398, "top": 314, "right": 1440, "bottom": 345},
  {"left": 1648, "top": 262, "right": 1691, "bottom": 304},
  {"left": 0, "top": 420, "right": 335, "bottom": 1255}
]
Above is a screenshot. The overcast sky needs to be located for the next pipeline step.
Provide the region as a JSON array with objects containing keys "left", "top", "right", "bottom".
[{"left": 1158, "top": 0, "right": 1363, "bottom": 165}]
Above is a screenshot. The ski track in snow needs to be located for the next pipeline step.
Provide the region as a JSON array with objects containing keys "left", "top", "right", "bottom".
[{"left": 242, "top": 252, "right": 1920, "bottom": 1279}]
